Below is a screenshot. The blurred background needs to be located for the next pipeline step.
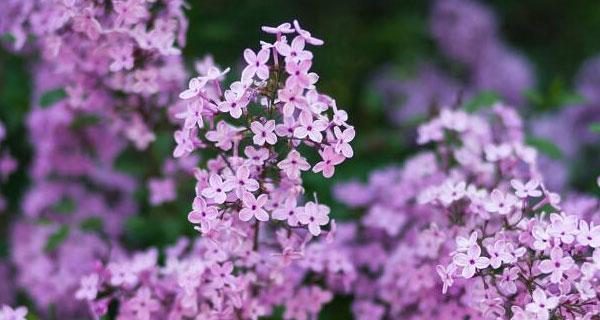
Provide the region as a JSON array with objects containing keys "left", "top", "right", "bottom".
[{"left": 0, "top": 0, "right": 599, "bottom": 317}]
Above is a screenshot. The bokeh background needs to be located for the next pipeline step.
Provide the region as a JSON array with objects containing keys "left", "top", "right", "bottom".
[{"left": 1, "top": 0, "right": 599, "bottom": 318}]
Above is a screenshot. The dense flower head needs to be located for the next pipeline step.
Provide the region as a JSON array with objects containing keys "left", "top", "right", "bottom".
[
  {"left": 0, "top": 0, "right": 189, "bottom": 316},
  {"left": 78, "top": 20, "right": 355, "bottom": 319},
  {"left": 331, "top": 104, "right": 600, "bottom": 319}
]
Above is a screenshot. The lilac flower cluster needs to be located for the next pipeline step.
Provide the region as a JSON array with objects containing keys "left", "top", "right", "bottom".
[
  {"left": 0, "top": 0, "right": 188, "bottom": 316},
  {"left": 332, "top": 105, "right": 599, "bottom": 319},
  {"left": 74, "top": 21, "right": 355, "bottom": 319},
  {"left": 374, "top": 0, "right": 535, "bottom": 125},
  {"left": 531, "top": 56, "right": 600, "bottom": 191}
]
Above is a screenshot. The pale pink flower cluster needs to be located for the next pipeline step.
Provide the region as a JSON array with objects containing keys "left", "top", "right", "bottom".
[
  {"left": 330, "top": 104, "right": 600, "bottom": 320},
  {"left": 77, "top": 21, "right": 354, "bottom": 319}
]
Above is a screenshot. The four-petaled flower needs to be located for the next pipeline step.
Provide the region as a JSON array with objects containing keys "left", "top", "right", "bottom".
[
  {"left": 294, "top": 111, "right": 327, "bottom": 143},
  {"left": 75, "top": 274, "right": 99, "bottom": 301},
  {"left": 298, "top": 201, "right": 330, "bottom": 236},
  {"left": 539, "top": 246, "right": 574, "bottom": 283},
  {"left": 453, "top": 244, "right": 490, "bottom": 278},
  {"left": 241, "top": 48, "right": 270, "bottom": 84},
  {"left": 525, "top": 288, "right": 558, "bottom": 320},
  {"left": 176, "top": 100, "right": 204, "bottom": 129},
  {"left": 202, "top": 174, "right": 235, "bottom": 204},
  {"left": 187, "top": 197, "right": 219, "bottom": 224},
  {"left": 436, "top": 264, "right": 456, "bottom": 294},
  {"left": 511, "top": 179, "right": 542, "bottom": 198},
  {"left": 312, "top": 147, "right": 344, "bottom": 178},
  {"left": 239, "top": 192, "right": 269, "bottom": 222},
  {"left": 251, "top": 120, "right": 277, "bottom": 146},
  {"left": 485, "top": 189, "right": 517, "bottom": 215},
  {"left": 278, "top": 150, "right": 310, "bottom": 179}
]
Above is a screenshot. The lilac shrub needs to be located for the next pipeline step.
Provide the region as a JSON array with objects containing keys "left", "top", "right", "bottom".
[
  {"left": 333, "top": 104, "right": 599, "bottom": 319},
  {"left": 76, "top": 21, "right": 356, "bottom": 319},
  {"left": 0, "top": 0, "right": 189, "bottom": 316},
  {"left": 373, "top": 0, "right": 535, "bottom": 126}
]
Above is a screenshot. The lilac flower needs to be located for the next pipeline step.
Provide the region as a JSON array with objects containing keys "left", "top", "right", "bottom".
[
  {"left": 485, "top": 189, "right": 517, "bottom": 215},
  {"left": 436, "top": 264, "right": 456, "bottom": 294},
  {"left": 293, "top": 20, "right": 324, "bottom": 46},
  {"left": 228, "top": 166, "right": 260, "bottom": 198},
  {"left": 127, "top": 287, "right": 159, "bottom": 320},
  {"left": 272, "top": 197, "right": 302, "bottom": 226},
  {"left": 0, "top": 305, "right": 28, "bottom": 320},
  {"left": 201, "top": 174, "right": 235, "bottom": 204},
  {"left": 539, "top": 246, "right": 574, "bottom": 284},
  {"left": 285, "top": 60, "right": 313, "bottom": 88},
  {"left": 261, "top": 22, "right": 294, "bottom": 35},
  {"left": 577, "top": 220, "right": 600, "bottom": 247},
  {"left": 148, "top": 177, "right": 176, "bottom": 205},
  {"left": 75, "top": 274, "right": 99, "bottom": 301},
  {"left": 294, "top": 111, "right": 328, "bottom": 144},
  {"left": 176, "top": 100, "right": 205, "bottom": 129},
  {"left": 511, "top": 179, "right": 542, "bottom": 198},
  {"left": 187, "top": 197, "right": 219, "bottom": 224},
  {"left": 241, "top": 48, "right": 270, "bottom": 83},
  {"left": 251, "top": 120, "right": 277, "bottom": 146},
  {"left": 239, "top": 192, "right": 269, "bottom": 222},
  {"left": 312, "top": 147, "right": 345, "bottom": 178},
  {"left": 298, "top": 201, "right": 330, "bottom": 236},
  {"left": 333, "top": 126, "right": 355, "bottom": 158},
  {"left": 525, "top": 289, "right": 558, "bottom": 320},
  {"left": 278, "top": 150, "right": 311, "bottom": 179},
  {"left": 276, "top": 36, "right": 313, "bottom": 63},
  {"left": 453, "top": 244, "right": 490, "bottom": 278}
]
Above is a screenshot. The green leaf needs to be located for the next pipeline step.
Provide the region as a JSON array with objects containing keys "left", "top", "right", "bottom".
[
  {"left": 52, "top": 197, "right": 76, "bottom": 215},
  {"left": 526, "top": 137, "right": 563, "bottom": 159},
  {"left": 1, "top": 33, "right": 16, "bottom": 43},
  {"left": 44, "top": 225, "right": 70, "bottom": 252},
  {"left": 71, "top": 114, "right": 100, "bottom": 129},
  {"left": 80, "top": 217, "right": 104, "bottom": 233},
  {"left": 39, "top": 88, "right": 67, "bottom": 108},
  {"left": 589, "top": 122, "right": 600, "bottom": 134},
  {"left": 464, "top": 91, "right": 499, "bottom": 113}
]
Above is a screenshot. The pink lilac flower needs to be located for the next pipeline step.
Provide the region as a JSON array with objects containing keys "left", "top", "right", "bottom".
[
  {"left": 525, "top": 289, "right": 559, "bottom": 320},
  {"left": 272, "top": 197, "right": 302, "bottom": 226},
  {"left": 239, "top": 192, "right": 269, "bottom": 222},
  {"left": 241, "top": 48, "right": 270, "bottom": 83},
  {"left": 148, "top": 177, "right": 176, "bottom": 205},
  {"left": 538, "top": 246, "right": 574, "bottom": 283},
  {"left": 278, "top": 150, "right": 311, "bottom": 179},
  {"left": 228, "top": 166, "right": 260, "bottom": 198},
  {"left": 187, "top": 197, "right": 219, "bottom": 224},
  {"left": 276, "top": 36, "right": 313, "bottom": 63},
  {"left": 485, "top": 189, "right": 518, "bottom": 215},
  {"left": 577, "top": 220, "right": 600, "bottom": 247},
  {"left": 176, "top": 100, "right": 205, "bottom": 129},
  {"left": 312, "top": 147, "right": 344, "bottom": 178},
  {"left": 298, "top": 201, "right": 330, "bottom": 236},
  {"left": 333, "top": 126, "right": 355, "bottom": 158},
  {"left": 251, "top": 120, "right": 277, "bottom": 146},
  {"left": 127, "top": 287, "right": 159, "bottom": 320},
  {"left": 436, "top": 264, "right": 456, "bottom": 294},
  {"left": 201, "top": 174, "right": 235, "bottom": 204},
  {"left": 261, "top": 22, "right": 294, "bottom": 35},
  {"left": 75, "top": 274, "right": 99, "bottom": 301},
  {"left": 453, "top": 244, "right": 490, "bottom": 278},
  {"left": 0, "top": 305, "right": 28, "bottom": 320},
  {"left": 511, "top": 179, "right": 542, "bottom": 198}
]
